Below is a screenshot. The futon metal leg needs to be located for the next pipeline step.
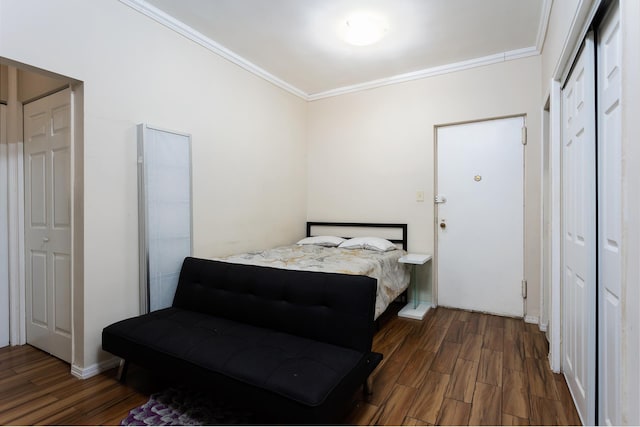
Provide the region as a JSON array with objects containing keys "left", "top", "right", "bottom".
[
  {"left": 117, "top": 359, "right": 129, "bottom": 383},
  {"left": 363, "top": 376, "right": 373, "bottom": 396}
]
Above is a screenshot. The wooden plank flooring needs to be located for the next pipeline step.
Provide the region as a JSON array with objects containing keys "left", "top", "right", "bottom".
[
  {"left": 346, "top": 307, "right": 582, "bottom": 426},
  {"left": 0, "top": 306, "right": 581, "bottom": 425},
  {"left": 0, "top": 345, "right": 151, "bottom": 425}
]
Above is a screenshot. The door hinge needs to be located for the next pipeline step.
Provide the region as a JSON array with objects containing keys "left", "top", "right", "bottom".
[
  {"left": 521, "top": 126, "right": 527, "bottom": 145},
  {"left": 522, "top": 279, "right": 528, "bottom": 299}
]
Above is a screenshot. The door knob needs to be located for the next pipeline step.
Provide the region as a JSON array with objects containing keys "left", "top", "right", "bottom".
[{"left": 440, "top": 222, "right": 446, "bottom": 229}]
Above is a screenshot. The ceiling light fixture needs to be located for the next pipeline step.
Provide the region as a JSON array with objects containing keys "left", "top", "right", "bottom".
[{"left": 343, "top": 11, "right": 389, "bottom": 46}]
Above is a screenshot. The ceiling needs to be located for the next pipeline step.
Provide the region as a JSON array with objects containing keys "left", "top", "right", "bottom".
[{"left": 125, "top": 0, "right": 549, "bottom": 100}]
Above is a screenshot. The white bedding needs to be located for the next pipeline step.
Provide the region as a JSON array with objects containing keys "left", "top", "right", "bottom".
[{"left": 215, "top": 244, "right": 410, "bottom": 320}]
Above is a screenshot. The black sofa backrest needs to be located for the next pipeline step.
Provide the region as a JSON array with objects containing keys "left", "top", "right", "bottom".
[{"left": 172, "top": 257, "right": 378, "bottom": 353}]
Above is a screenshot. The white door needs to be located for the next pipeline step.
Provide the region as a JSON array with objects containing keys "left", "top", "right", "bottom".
[
  {"left": 436, "top": 117, "right": 524, "bottom": 317},
  {"left": 597, "top": 3, "right": 621, "bottom": 425},
  {"left": 23, "top": 89, "right": 72, "bottom": 363},
  {"left": 561, "top": 34, "right": 596, "bottom": 426},
  {"left": 0, "top": 104, "right": 9, "bottom": 348}
]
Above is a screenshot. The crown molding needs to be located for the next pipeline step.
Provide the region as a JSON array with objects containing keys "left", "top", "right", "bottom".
[
  {"left": 505, "top": 46, "right": 540, "bottom": 61},
  {"left": 307, "top": 47, "right": 540, "bottom": 101},
  {"left": 118, "top": 0, "right": 308, "bottom": 100},
  {"left": 120, "top": 0, "right": 547, "bottom": 102}
]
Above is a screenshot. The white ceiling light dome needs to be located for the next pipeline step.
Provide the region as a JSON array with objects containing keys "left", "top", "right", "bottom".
[{"left": 342, "top": 11, "right": 389, "bottom": 46}]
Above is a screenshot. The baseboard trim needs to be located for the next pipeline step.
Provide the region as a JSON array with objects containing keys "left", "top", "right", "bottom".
[
  {"left": 71, "top": 357, "right": 121, "bottom": 380},
  {"left": 524, "top": 315, "right": 539, "bottom": 325}
]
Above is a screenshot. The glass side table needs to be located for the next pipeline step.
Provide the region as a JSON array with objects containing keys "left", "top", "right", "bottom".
[{"left": 397, "top": 253, "right": 432, "bottom": 320}]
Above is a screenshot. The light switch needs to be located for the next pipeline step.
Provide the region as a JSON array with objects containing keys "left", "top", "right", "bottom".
[{"left": 416, "top": 191, "right": 425, "bottom": 202}]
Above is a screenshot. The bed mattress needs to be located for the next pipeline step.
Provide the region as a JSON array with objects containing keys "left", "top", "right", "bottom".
[{"left": 215, "top": 244, "right": 410, "bottom": 320}]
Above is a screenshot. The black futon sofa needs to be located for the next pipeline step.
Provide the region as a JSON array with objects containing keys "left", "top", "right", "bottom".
[{"left": 102, "top": 257, "right": 383, "bottom": 424}]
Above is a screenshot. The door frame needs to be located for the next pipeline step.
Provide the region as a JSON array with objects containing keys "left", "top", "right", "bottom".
[
  {"left": 433, "top": 114, "right": 527, "bottom": 315},
  {"left": 546, "top": 80, "right": 563, "bottom": 373}
]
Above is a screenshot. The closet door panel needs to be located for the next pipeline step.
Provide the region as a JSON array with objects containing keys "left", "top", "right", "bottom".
[
  {"left": 597, "top": 3, "right": 622, "bottom": 425},
  {"left": 561, "top": 33, "right": 596, "bottom": 426}
]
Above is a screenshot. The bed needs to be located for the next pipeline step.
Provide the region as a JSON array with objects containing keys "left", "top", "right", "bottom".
[{"left": 215, "top": 222, "right": 411, "bottom": 320}]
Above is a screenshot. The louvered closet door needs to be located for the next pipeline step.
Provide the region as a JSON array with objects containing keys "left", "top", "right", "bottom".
[{"left": 561, "top": 34, "right": 596, "bottom": 426}]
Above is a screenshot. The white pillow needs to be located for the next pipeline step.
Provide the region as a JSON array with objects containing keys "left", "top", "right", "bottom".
[
  {"left": 296, "top": 235, "right": 345, "bottom": 247},
  {"left": 338, "top": 237, "right": 397, "bottom": 252}
]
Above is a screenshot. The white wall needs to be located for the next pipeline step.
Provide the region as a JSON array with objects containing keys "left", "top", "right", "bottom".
[
  {"left": 0, "top": 0, "right": 307, "bottom": 370},
  {"left": 307, "top": 56, "right": 542, "bottom": 319}
]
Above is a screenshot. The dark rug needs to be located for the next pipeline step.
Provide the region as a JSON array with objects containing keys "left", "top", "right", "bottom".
[{"left": 120, "top": 387, "right": 255, "bottom": 426}]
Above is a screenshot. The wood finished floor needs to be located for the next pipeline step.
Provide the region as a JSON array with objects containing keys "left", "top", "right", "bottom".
[
  {"left": 0, "top": 306, "right": 581, "bottom": 425},
  {"left": 346, "top": 306, "right": 581, "bottom": 426}
]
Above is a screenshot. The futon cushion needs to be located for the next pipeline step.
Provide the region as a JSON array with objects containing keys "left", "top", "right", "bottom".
[
  {"left": 172, "top": 258, "right": 377, "bottom": 353},
  {"left": 103, "top": 307, "right": 368, "bottom": 407}
]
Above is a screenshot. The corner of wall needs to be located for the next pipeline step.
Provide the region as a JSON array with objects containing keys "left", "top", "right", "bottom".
[{"left": 71, "top": 357, "right": 121, "bottom": 380}]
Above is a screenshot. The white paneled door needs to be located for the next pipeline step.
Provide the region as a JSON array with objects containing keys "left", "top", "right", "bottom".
[
  {"left": 597, "top": 3, "right": 621, "bottom": 425},
  {"left": 561, "top": 34, "right": 596, "bottom": 426},
  {"left": 436, "top": 117, "right": 524, "bottom": 317},
  {"left": 24, "top": 89, "right": 72, "bottom": 363}
]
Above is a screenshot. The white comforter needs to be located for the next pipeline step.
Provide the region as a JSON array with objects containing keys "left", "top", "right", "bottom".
[{"left": 216, "top": 244, "right": 410, "bottom": 319}]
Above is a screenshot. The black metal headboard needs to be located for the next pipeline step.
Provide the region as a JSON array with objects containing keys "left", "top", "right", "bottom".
[{"left": 306, "top": 222, "right": 408, "bottom": 251}]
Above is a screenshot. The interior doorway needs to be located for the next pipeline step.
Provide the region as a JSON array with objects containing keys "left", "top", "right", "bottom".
[{"left": 0, "top": 60, "right": 81, "bottom": 367}]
